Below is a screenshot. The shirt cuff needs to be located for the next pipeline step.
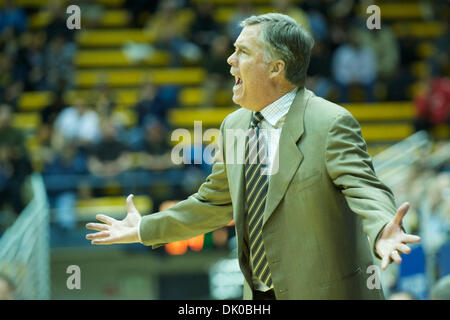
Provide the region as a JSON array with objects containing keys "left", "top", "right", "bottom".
[{"left": 137, "top": 219, "right": 143, "bottom": 243}]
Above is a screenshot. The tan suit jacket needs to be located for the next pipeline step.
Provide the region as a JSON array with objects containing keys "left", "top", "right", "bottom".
[{"left": 140, "top": 88, "right": 397, "bottom": 299}]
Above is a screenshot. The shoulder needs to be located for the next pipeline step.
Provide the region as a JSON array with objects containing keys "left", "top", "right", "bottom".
[
  {"left": 220, "top": 107, "right": 251, "bottom": 129},
  {"left": 305, "top": 91, "right": 355, "bottom": 125}
]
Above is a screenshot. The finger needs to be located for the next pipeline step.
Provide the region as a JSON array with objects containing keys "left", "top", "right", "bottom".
[
  {"left": 393, "top": 202, "right": 410, "bottom": 226},
  {"left": 91, "top": 237, "right": 117, "bottom": 245},
  {"left": 381, "top": 253, "right": 390, "bottom": 270},
  {"left": 96, "top": 214, "right": 117, "bottom": 226},
  {"left": 85, "top": 223, "right": 109, "bottom": 231},
  {"left": 401, "top": 234, "right": 421, "bottom": 243},
  {"left": 126, "top": 194, "right": 139, "bottom": 214},
  {"left": 395, "top": 243, "right": 412, "bottom": 255},
  {"left": 391, "top": 250, "right": 402, "bottom": 264},
  {"left": 86, "top": 231, "right": 110, "bottom": 240}
]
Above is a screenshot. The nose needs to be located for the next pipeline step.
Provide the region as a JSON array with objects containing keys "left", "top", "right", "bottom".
[{"left": 227, "top": 51, "right": 236, "bottom": 66}]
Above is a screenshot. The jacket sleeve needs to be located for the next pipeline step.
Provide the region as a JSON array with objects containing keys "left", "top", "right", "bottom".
[
  {"left": 324, "top": 111, "right": 397, "bottom": 258},
  {"left": 139, "top": 118, "right": 233, "bottom": 247}
]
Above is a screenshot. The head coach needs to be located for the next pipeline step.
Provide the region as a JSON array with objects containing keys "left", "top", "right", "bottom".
[{"left": 86, "top": 13, "right": 420, "bottom": 300}]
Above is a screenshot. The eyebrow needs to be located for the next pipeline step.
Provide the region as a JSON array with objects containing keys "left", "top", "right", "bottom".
[{"left": 234, "top": 43, "right": 251, "bottom": 52}]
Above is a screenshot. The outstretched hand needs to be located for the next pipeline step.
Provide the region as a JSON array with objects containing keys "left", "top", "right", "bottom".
[
  {"left": 375, "top": 202, "right": 421, "bottom": 270},
  {"left": 85, "top": 194, "right": 142, "bottom": 245}
]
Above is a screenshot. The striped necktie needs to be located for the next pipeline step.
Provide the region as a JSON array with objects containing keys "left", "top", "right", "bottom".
[{"left": 245, "top": 111, "right": 272, "bottom": 287}]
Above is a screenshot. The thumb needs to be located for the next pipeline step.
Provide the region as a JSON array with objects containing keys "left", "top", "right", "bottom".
[
  {"left": 393, "top": 202, "right": 409, "bottom": 226},
  {"left": 126, "top": 194, "right": 139, "bottom": 214}
]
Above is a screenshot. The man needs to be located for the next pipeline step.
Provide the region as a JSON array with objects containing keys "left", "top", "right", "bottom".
[{"left": 86, "top": 13, "right": 420, "bottom": 299}]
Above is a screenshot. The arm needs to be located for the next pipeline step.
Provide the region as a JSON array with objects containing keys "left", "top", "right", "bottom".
[
  {"left": 86, "top": 118, "right": 233, "bottom": 246},
  {"left": 325, "top": 112, "right": 397, "bottom": 251},
  {"left": 324, "top": 112, "right": 420, "bottom": 268}
]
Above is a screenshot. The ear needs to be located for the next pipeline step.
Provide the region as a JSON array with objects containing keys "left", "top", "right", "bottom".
[{"left": 269, "top": 59, "right": 285, "bottom": 79}]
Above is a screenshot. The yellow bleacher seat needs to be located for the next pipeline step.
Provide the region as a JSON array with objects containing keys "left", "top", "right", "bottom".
[
  {"left": 178, "top": 88, "right": 205, "bottom": 106},
  {"left": 345, "top": 103, "right": 416, "bottom": 121},
  {"left": 411, "top": 61, "right": 429, "bottom": 78},
  {"left": 360, "top": 124, "right": 414, "bottom": 143},
  {"left": 116, "top": 89, "right": 138, "bottom": 106},
  {"left": 77, "top": 29, "right": 154, "bottom": 48},
  {"left": 18, "top": 91, "right": 53, "bottom": 111},
  {"left": 113, "top": 108, "right": 137, "bottom": 128},
  {"left": 393, "top": 22, "right": 444, "bottom": 38},
  {"left": 29, "top": 9, "right": 130, "bottom": 29},
  {"left": 0, "top": 0, "right": 125, "bottom": 8},
  {"left": 214, "top": 6, "right": 272, "bottom": 24},
  {"left": 417, "top": 42, "right": 435, "bottom": 59},
  {"left": 75, "top": 68, "right": 206, "bottom": 88},
  {"left": 13, "top": 112, "right": 41, "bottom": 130},
  {"left": 75, "top": 50, "right": 170, "bottom": 67},
  {"left": 100, "top": 10, "right": 130, "bottom": 27},
  {"left": 169, "top": 107, "right": 235, "bottom": 127},
  {"left": 76, "top": 195, "right": 153, "bottom": 221},
  {"left": 358, "top": 3, "right": 423, "bottom": 19},
  {"left": 192, "top": 0, "right": 300, "bottom": 4}
]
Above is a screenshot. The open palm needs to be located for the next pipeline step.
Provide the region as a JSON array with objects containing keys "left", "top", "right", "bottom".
[
  {"left": 375, "top": 202, "right": 421, "bottom": 269},
  {"left": 85, "top": 194, "right": 142, "bottom": 245}
]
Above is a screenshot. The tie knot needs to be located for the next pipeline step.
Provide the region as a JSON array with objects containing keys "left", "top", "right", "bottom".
[{"left": 251, "top": 112, "right": 264, "bottom": 128}]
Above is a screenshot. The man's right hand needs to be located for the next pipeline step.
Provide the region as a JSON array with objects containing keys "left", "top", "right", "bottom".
[{"left": 85, "top": 194, "right": 142, "bottom": 245}]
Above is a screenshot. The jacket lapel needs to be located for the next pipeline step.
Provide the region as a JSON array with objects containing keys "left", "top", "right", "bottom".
[
  {"left": 225, "top": 109, "right": 252, "bottom": 244},
  {"left": 262, "top": 88, "right": 310, "bottom": 227}
]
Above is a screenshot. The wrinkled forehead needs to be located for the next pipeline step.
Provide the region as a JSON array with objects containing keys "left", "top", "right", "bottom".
[{"left": 235, "top": 24, "right": 264, "bottom": 50}]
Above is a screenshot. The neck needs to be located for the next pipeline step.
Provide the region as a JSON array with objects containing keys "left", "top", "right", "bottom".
[{"left": 254, "top": 83, "right": 296, "bottom": 111}]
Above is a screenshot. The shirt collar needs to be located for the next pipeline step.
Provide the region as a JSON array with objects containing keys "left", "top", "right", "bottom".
[{"left": 257, "top": 87, "right": 298, "bottom": 127}]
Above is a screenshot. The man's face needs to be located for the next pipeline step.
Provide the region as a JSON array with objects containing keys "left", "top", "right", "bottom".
[{"left": 227, "top": 25, "right": 272, "bottom": 111}]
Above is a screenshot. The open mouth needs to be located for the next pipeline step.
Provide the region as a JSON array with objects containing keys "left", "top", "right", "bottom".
[{"left": 235, "top": 77, "right": 242, "bottom": 86}]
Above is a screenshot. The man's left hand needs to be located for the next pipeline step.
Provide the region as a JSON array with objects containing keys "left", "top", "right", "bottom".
[{"left": 375, "top": 202, "right": 421, "bottom": 270}]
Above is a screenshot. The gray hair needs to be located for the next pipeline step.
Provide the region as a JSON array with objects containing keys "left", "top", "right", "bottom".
[{"left": 240, "top": 13, "right": 314, "bottom": 87}]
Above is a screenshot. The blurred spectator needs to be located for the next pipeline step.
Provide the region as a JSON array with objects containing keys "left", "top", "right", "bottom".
[
  {"left": 0, "top": 272, "right": 15, "bottom": 300},
  {"left": 272, "top": 0, "right": 311, "bottom": 33},
  {"left": 134, "top": 117, "right": 177, "bottom": 172},
  {"left": 15, "top": 31, "right": 47, "bottom": 92},
  {"left": 0, "top": 0, "right": 27, "bottom": 35},
  {"left": 356, "top": 26, "right": 400, "bottom": 81},
  {"left": 0, "top": 52, "right": 24, "bottom": 108},
  {"left": 0, "top": 104, "right": 32, "bottom": 216},
  {"left": 87, "top": 118, "right": 132, "bottom": 178},
  {"left": 305, "top": 4, "right": 328, "bottom": 42},
  {"left": 414, "top": 77, "right": 450, "bottom": 132},
  {"left": 226, "top": 1, "right": 254, "bottom": 41},
  {"left": 145, "top": 0, "right": 201, "bottom": 66},
  {"left": 332, "top": 27, "right": 377, "bottom": 102},
  {"left": 124, "top": 0, "right": 159, "bottom": 28},
  {"left": 43, "top": 140, "right": 88, "bottom": 231},
  {"left": 44, "top": 1, "right": 75, "bottom": 42},
  {"left": 135, "top": 82, "right": 163, "bottom": 126},
  {"left": 202, "top": 35, "right": 233, "bottom": 107},
  {"left": 430, "top": 275, "right": 450, "bottom": 300},
  {"left": 90, "top": 83, "right": 117, "bottom": 120},
  {"left": 41, "top": 91, "right": 66, "bottom": 126},
  {"left": 189, "top": 1, "right": 221, "bottom": 53},
  {"left": 429, "top": 12, "right": 449, "bottom": 78},
  {"left": 307, "top": 40, "right": 333, "bottom": 99},
  {"left": 45, "top": 34, "right": 76, "bottom": 92},
  {"left": 418, "top": 172, "right": 450, "bottom": 253},
  {"left": 54, "top": 98, "right": 101, "bottom": 149}
]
